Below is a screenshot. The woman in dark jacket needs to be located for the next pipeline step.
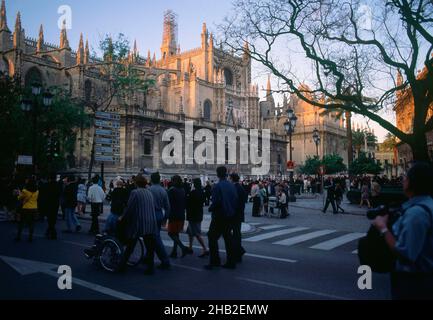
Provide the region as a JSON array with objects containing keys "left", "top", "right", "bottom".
[
  {"left": 39, "top": 174, "right": 62, "bottom": 239},
  {"left": 105, "top": 179, "right": 129, "bottom": 235},
  {"left": 167, "top": 175, "right": 191, "bottom": 258},
  {"left": 186, "top": 178, "right": 209, "bottom": 257}
]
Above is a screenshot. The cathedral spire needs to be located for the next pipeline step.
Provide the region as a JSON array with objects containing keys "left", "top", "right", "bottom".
[
  {"left": 209, "top": 33, "right": 214, "bottom": 48},
  {"left": 84, "top": 38, "right": 89, "bottom": 64},
  {"left": 133, "top": 39, "right": 138, "bottom": 56},
  {"left": 161, "top": 10, "right": 178, "bottom": 59},
  {"left": 0, "top": 0, "right": 9, "bottom": 32},
  {"left": 37, "top": 24, "right": 44, "bottom": 52},
  {"left": 201, "top": 22, "right": 208, "bottom": 48},
  {"left": 60, "top": 21, "right": 70, "bottom": 49},
  {"left": 243, "top": 41, "right": 250, "bottom": 61},
  {"left": 266, "top": 74, "right": 272, "bottom": 98},
  {"left": 76, "top": 33, "right": 84, "bottom": 65},
  {"left": 13, "top": 11, "right": 24, "bottom": 48},
  {"left": 283, "top": 94, "right": 288, "bottom": 108},
  {"left": 147, "top": 50, "right": 151, "bottom": 66},
  {"left": 15, "top": 11, "right": 21, "bottom": 33}
]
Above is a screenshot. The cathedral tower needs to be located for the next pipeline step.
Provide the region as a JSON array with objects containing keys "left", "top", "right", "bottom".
[{"left": 160, "top": 10, "right": 178, "bottom": 60}]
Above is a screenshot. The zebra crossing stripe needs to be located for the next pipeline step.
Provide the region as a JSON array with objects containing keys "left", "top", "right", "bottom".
[
  {"left": 244, "top": 227, "right": 310, "bottom": 242},
  {"left": 273, "top": 230, "right": 337, "bottom": 246},
  {"left": 309, "top": 233, "right": 365, "bottom": 251},
  {"left": 260, "top": 225, "right": 286, "bottom": 230},
  {"left": 0, "top": 211, "right": 7, "bottom": 222}
]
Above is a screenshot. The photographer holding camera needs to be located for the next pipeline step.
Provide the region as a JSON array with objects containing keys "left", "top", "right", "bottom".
[{"left": 372, "top": 162, "right": 433, "bottom": 300}]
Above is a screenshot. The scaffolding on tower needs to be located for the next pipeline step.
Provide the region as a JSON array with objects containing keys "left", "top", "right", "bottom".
[{"left": 162, "top": 10, "right": 178, "bottom": 57}]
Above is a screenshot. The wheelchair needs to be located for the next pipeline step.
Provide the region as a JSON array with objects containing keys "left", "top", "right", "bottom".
[
  {"left": 266, "top": 196, "right": 288, "bottom": 218},
  {"left": 84, "top": 234, "right": 145, "bottom": 272}
]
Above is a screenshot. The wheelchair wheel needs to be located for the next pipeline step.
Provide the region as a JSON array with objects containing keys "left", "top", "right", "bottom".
[
  {"left": 127, "top": 238, "right": 145, "bottom": 267},
  {"left": 99, "top": 237, "right": 123, "bottom": 272}
]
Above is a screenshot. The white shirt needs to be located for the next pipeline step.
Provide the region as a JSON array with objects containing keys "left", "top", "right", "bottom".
[
  {"left": 278, "top": 193, "right": 287, "bottom": 205},
  {"left": 87, "top": 184, "right": 106, "bottom": 203}
]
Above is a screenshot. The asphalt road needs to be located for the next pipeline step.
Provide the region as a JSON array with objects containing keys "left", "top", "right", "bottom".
[{"left": 0, "top": 209, "right": 391, "bottom": 300}]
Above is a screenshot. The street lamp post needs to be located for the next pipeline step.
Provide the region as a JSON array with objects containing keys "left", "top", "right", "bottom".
[
  {"left": 284, "top": 107, "right": 298, "bottom": 202},
  {"left": 313, "top": 128, "right": 320, "bottom": 157},
  {"left": 20, "top": 82, "right": 53, "bottom": 174}
]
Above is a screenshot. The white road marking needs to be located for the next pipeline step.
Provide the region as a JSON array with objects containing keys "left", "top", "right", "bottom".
[
  {"left": 237, "top": 277, "right": 350, "bottom": 300},
  {"left": 0, "top": 255, "right": 142, "bottom": 300},
  {"left": 273, "top": 230, "right": 337, "bottom": 246},
  {"left": 244, "top": 227, "right": 310, "bottom": 242},
  {"left": 260, "top": 225, "right": 286, "bottom": 230},
  {"left": 248, "top": 222, "right": 263, "bottom": 226},
  {"left": 309, "top": 233, "right": 365, "bottom": 251}
]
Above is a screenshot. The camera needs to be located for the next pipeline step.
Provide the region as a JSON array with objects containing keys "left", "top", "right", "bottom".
[{"left": 366, "top": 204, "right": 402, "bottom": 223}]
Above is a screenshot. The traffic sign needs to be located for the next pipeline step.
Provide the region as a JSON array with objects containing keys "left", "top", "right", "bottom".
[
  {"left": 287, "top": 160, "right": 295, "bottom": 170},
  {"left": 17, "top": 155, "right": 33, "bottom": 165},
  {"left": 95, "top": 111, "right": 121, "bottom": 121},
  {"left": 95, "top": 155, "right": 120, "bottom": 162},
  {"left": 95, "top": 137, "right": 120, "bottom": 145},
  {"left": 95, "top": 128, "right": 120, "bottom": 137},
  {"left": 95, "top": 146, "right": 120, "bottom": 154},
  {"left": 94, "top": 111, "right": 121, "bottom": 163},
  {"left": 95, "top": 119, "right": 121, "bottom": 129}
]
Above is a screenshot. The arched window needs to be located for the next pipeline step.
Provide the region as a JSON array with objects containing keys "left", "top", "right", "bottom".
[
  {"left": 203, "top": 100, "right": 212, "bottom": 121},
  {"left": 224, "top": 68, "right": 233, "bottom": 86},
  {"left": 24, "top": 67, "right": 43, "bottom": 89},
  {"left": 84, "top": 79, "right": 92, "bottom": 102}
]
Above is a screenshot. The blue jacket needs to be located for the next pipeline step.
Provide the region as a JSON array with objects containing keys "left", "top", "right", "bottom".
[
  {"left": 209, "top": 178, "right": 239, "bottom": 219},
  {"left": 393, "top": 195, "right": 433, "bottom": 273}
]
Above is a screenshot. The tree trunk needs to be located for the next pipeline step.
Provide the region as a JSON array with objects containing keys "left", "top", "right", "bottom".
[
  {"left": 409, "top": 133, "right": 431, "bottom": 163},
  {"left": 345, "top": 111, "right": 353, "bottom": 166}
]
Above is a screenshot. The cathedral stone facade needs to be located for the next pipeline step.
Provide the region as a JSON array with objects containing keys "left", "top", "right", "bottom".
[
  {"left": 260, "top": 79, "right": 348, "bottom": 169},
  {"left": 0, "top": 3, "right": 287, "bottom": 178}
]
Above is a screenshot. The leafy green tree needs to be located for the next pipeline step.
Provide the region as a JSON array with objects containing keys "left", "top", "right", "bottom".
[
  {"left": 322, "top": 154, "right": 347, "bottom": 174},
  {"left": 0, "top": 75, "right": 90, "bottom": 175},
  {"left": 0, "top": 74, "right": 24, "bottom": 175},
  {"left": 299, "top": 154, "right": 346, "bottom": 175},
  {"left": 85, "top": 34, "right": 156, "bottom": 179},
  {"left": 349, "top": 152, "right": 383, "bottom": 175},
  {"left": 299, "top": 155, "right": 321, "bottom": 175},
  {"left": 380, "top": 133, "right": 398, "bottom": 152}
]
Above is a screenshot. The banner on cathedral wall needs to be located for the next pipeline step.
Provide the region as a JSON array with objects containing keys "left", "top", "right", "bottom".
[{"left": 94, "top": 111, "right": 120, "bottom": 163}]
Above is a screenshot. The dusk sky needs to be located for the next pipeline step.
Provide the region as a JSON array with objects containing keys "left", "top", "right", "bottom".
[{"left": 7, "top": 0, "right": 391, "bottom": 141}]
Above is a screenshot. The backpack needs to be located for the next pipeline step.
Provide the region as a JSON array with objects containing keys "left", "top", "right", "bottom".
[{"left": 358, "top": 203, "right": 433, "bottom": 273}]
